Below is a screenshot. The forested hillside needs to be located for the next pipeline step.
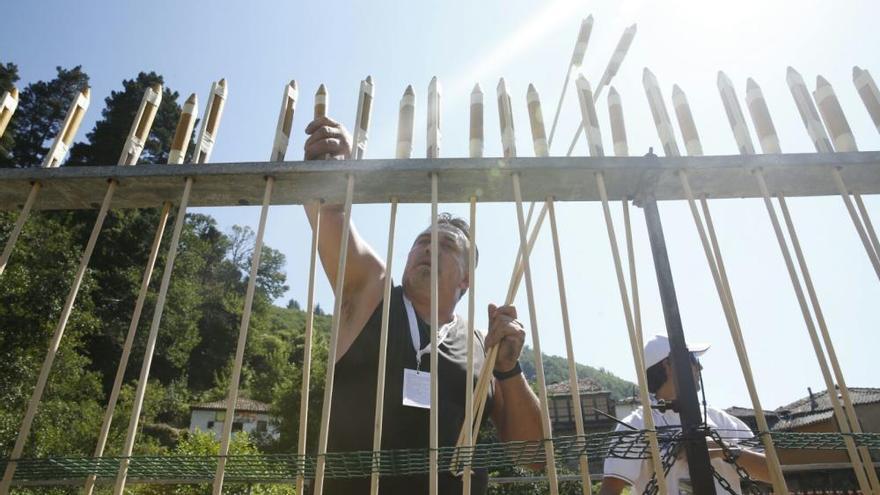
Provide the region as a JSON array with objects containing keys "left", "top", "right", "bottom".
[{"left": 0, "top": 62, "right": 629, "bottom": 494}]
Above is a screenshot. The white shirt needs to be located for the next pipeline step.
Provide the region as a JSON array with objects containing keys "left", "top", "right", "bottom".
[{"left": 603, "top": 400, "right": 754, "bottom": 495}]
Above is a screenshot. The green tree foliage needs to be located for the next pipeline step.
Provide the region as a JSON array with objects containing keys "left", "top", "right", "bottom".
[
  {"left": 0, "top": 64, "right": 89, "bottom": 168},
  {"left": 519, "top": 345, "right": 636, "bottom": 400}
]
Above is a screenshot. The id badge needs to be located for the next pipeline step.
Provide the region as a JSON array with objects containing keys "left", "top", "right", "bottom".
[{"left": 402, "top": 368, "right": 431, "bottom": 409}]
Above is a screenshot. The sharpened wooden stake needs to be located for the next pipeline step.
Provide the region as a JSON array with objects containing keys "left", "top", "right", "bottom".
[
  {"left": 0, "top": 87, "right": 19, "bottom": 139},
  {"left": 1, "top": 87, "right": 91, "bottom": 278},
  {"left": 214, "top": 77, "right": 297, "bottom": 494},
  {"left": 512, "top": 173, "right": 560, "bottom": 495},
  {"left": 369, "top": 199, "right": 397, "bottom": 495},
  {"left": 0, "top": 180, "right": 116, "bottom": 495},
  {"left": 193, "top": 79, "right": 227, "bottom": 164},
  {"left": 461, "top": 195, "right": 477, "bottom": 495},
  {"left": 313, "top": 174, "right": 355, "bottom": 495},
  {"left": 530, "top": 83, "right": 591, "bottom": 493},
  {"left": 2, "top": 81, "right": 166, "bottom": 494},
  {"left": 565, "top": 24, "right": 637, "bottom": 156},
  {"left": 42, "top": 87, "right": 90, "bottom": 168},
  {"left": 429, "top": 173, "right": 440, "bottom": 495},
  {"left": 296, "top": 201, "right": 321, "bottom": 495},
  {"left": 397, "top": 85, "right": 416, "bottom": 159},
  {"left": 853, "top": 66, "right": 880, "bottom": 135},
  {"left": 213, "top": 176, "right": 275, "bottom": 494},
  {"left": 114, "top": 81, "right": 225, "bottom": 494},
  {"left": 754, "top": 171, "right": 874, "bottom": 494},
  {"left": 83, "top": 201, "right": 171, "bottom": 495},
  {"left": 547, "top": 15, "right": 593, "bottom": 148}
]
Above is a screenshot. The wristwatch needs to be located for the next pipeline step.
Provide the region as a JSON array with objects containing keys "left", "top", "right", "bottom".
[{"left": 493, "top": 361, "right": 522, "bottom": 381}]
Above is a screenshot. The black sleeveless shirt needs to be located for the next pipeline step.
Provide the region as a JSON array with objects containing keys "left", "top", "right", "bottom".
[{"left": 324, "top": 285, "right": 495, "bottom": 494}]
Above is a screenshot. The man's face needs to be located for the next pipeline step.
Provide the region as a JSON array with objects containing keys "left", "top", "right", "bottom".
[
  {"left": 662, "top": 353, "right": 703, "bottom": 397},
  {"left": 402, "top": 225, "right": 470, "bottom": 300}
]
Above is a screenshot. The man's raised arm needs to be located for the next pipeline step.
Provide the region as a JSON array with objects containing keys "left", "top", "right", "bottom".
[{"left": 303, "top": 116, "right": 385, "bottom": 360}]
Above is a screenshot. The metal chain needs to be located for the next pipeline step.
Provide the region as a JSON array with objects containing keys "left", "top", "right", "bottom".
[
  {"left": 707, "top": 428, "right": 763, "bottom": 495},
  {"left": 642, "top": 431, "right": 683, "bottom": 495},
  {"left": 642, "top": 427, "right": 763, "bottom": 495}
]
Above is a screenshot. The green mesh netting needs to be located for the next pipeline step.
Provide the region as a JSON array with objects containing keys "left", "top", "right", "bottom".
[{"left": 2, "top": 431, "right": 878, "bottom": 485}]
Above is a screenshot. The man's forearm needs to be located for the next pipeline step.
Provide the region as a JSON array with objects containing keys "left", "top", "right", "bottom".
[
  {"left": 495, "top": 374, "right": 543, "bottom": 442},
  {"left": 736, "top": 449, "right": 771, "bottom": 483}
]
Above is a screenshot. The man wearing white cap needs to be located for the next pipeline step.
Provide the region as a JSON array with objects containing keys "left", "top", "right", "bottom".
[{"left": 599, "top": 334, "right": 771, "bottom": 494}]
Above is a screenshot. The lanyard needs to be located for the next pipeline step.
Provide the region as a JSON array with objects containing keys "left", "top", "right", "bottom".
[{"left": 402, "top": 293, "right": 456, "bottom": 370}]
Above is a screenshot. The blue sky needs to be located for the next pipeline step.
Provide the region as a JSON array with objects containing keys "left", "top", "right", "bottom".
[{"left": 3, "top": 0, "right": 878, "bottom": 410}]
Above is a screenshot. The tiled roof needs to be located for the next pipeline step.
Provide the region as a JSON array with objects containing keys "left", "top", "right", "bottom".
[
  {"left": 772, "top": 387, "right": 880, "bottom": 431},
  {"left": 547, "top": 377, "right": 605, "bottom": 396},
  {"left": 191, "top": 397, "right": 271, "bottom": 413}
]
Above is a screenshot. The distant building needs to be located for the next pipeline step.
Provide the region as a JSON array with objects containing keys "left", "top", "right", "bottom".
[
  {"left": 189, "top": 397, "right": 279, "bottom": 443},
  {"left": 728, "top": 387, "right": 880, "bottom": 492},
  {"left": 546, "top": 377, "right": 618, "bottom": 476}
]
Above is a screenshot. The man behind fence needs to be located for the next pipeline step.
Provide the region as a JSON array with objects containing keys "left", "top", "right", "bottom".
[
  {"left": 302, "top": 116, "right": 545, "bottom": 494},
  {"left": 599, "top": 334, "right": 772, "bottom": 495}
]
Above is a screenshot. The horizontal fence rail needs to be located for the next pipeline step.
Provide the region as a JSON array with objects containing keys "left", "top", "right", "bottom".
[{"left": 0, "top": 151, "right": 879, "bottom": 209}]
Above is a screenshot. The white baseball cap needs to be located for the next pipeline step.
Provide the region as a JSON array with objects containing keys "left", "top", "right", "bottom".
[{"left": 643, "top": 334, "right": 710, "bottom": 369}]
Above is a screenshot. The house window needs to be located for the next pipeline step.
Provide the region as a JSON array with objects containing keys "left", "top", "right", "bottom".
[
  {"left": 232, "top": 422, "right": 243, "bottom": 432},
  {"left": 207, "top": 421, "right": 215, "bottom": 429},
  {"left": 257, "top": 420, "right": 268, "bottom": 433},
  {"left": 552, "top": 397, "right": 571, "bottom": 423}
]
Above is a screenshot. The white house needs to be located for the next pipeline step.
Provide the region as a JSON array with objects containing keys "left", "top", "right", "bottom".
[{"left": 189, "top": 397, "right": 280, "bottom": 442}]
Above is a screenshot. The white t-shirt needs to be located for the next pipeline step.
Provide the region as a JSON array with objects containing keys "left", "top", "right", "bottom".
[{"left": 603, "top": 401, "right": 754, "bottom": 495}]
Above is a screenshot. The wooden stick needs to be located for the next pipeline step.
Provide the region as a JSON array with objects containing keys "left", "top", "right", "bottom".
[
  {"left": 596, "top": 172, "right": 667, "bottom": 495},
  {"left": 296, "top": 201, "right": 320, "bottom": 495},
  {"left": 512, "top": 173, "right": 559, "bottom": 495},
  {"left": 853, "top": 66, "right": 880, "bottom": 135},
  {"left": 113, "top": 178, "right": 192, "bottom": 494},
  {"left": 547, "top": 198, "right": 591, "bottom": 493},
  {"left": 0, "top": 86, "right": 91, "bottom": 278},
  {"left": 117, "top": 84, "right": 163, "bottom": 166},
  {"left": 853, "top": 192, "right": 880, "bottom": 262},
  {"left": 565, "top": 24, "right": 637, "bottom": 156},
  {"left": 679, "top": 75, "right": 791, "bottom": 492},
  {"left": 193, "top": 79, "right": 228, "bottom": 164},
  {"left": 461, "top": 196, "right": 477, "bottom": 494},
  {"left": 788, "top": 67, "right": 880, "bottom": 279},
  {"left": 83, "top": 200, "right": 171, "bottom": 495},
  {"left": 398, "top": 85, "right": 416, "bottom": 159},
  {"left": 429, "top": 173, "right": 440, "bottom": 495},
  {"left": 812, "top": 73, "right": 880, "bottom": 280},
  {"left": 352, "top": 76, "right": 374, "bottom": 160},
  {"left": 0, "top": 180, "right": 116, "bottom": 495},
  {"left": 529, "top": 82, "right": 591, "bottom": 492},
  {"left": 84, "top": 83, "right": 184, "bottom": 492},
  {"left": 213, "top": 177, "right": 274, "bottom": 494},
  {"left": 0, "top": 181, "right": 40, "bottom": 277},
  {"left": 0, "top": 87, "right": 19, "bottom": 139},
  {"left": 753, "top": 170, "right": 873, "bottom": 494},
  {"left": 621, "top": 199, "right": 646, "bottom": 369},
  {"left": 777, "top": 193, "right": 880, "bottom": 493},
  {"left": 680, "top": 170, "right": 790, "bottom": 494},
  {"left": 369, "top": 199, "right": 397, "bottom": 495},
  {"left": 805, "top": 74, "right": 880, "bottom": 492},
  {"left": 546, "top": 16, "right": 592, "bottom": 149},
  {"left": 42, "top": 87, "right": 90, "bottom": 168},
  {"left": 114, "top": 80, "right": 226, "bottom": 494},
  {"left": 313, "top": 173, "right": 355, "bottom": 495}
]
